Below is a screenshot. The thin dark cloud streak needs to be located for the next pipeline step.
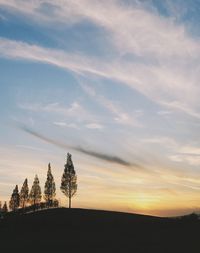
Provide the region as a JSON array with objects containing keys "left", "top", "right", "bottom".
[
  {"left": 75, "top": 147, "right": 131, "bottom": 166},
  {"left": 17, "top": 124, "right": 142, "bottom": 168}
]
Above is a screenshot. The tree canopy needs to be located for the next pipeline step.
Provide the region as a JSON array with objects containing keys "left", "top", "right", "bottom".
[
  {"left": 9, "top": 185, "right": 20, "bottom": 211},
  {"left": 20, "top": 178, "right": 29, "bottom": 208},
  {"left": 61, "top": 153, "right": 77, "bottom": 208},
  {"left": 44, "top": 163, "right": 56, "bottom": 207},
  {"left": 29, "top": 175, "right": 42, "bottom": 206}
]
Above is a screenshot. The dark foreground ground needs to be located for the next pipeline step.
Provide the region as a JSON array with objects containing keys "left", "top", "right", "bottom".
[{"left": 0, "top": 208, "right": 199, "bottom": 253}]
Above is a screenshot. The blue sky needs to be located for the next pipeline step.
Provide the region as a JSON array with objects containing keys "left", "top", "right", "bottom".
[{"left": 1, "top": 0, "right": 200, "bottom": 216}]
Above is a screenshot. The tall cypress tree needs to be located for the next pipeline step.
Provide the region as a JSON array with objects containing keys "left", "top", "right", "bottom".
[
  {"left": 9, "top": 185, "right": 20, "bottom": 211},
  {"left": 29, "top": 175, "right": 42, "bottom": 206},
  {"left": 60, "top": 153, "right": 77, "bottom": 208},
  {"left": 20, "top": 178, "right": 29, "bottom": 209},
  {"left": 44, "top": 163, "right": 56, "bottom": 207}
]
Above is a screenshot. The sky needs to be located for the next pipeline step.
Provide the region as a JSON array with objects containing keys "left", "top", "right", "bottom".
[{"left": 1, "top": 0, "right": 200, "bottom": 217}]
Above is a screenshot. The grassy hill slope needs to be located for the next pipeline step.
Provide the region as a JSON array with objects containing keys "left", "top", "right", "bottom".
[{"left": 0, "top": 208, "right": 199, "bottom": 253}]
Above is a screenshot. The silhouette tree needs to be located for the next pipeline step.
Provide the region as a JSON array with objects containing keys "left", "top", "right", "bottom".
[
  {"left": 20, "top": 178, "right": 29, "bottom": 209},
  {"left": 9, "top": 185, "right": 20, "bottom": 211},
  {"left": 44, "top": 163, "right": 56, "bottom": 207},
  {"left": 61, "top": 153, "right": 77, "bottom": 208},
  {"left": 29, "top": 175, "right": 42, "bottom": 207},
  {"left": 2, "top": 201, "right": 8, "bottom": 213}
]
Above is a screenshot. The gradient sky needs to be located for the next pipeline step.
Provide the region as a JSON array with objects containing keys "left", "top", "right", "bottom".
[{"left": 1, "top": 0, "right": 200, "bottom": 217}]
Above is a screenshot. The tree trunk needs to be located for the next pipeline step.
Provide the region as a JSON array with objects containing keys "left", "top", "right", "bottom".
[
  {"left": 69, "top": 196, "right": 71, "bottom": 208},
  {"left": 69, "top": 178, "right": 72, "bottom": 208},
  {"left": 23, "top": 201, "right": 25, "bottom": 213}
]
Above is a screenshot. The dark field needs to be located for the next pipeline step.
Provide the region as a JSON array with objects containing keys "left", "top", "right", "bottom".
[{"left": 0, "top": 208, "right": 199, "bottom": 253}]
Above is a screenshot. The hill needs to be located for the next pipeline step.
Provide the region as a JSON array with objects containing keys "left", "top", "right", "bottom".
[{"left": 0, "top": 208, "right": 199, "bottom": 253}]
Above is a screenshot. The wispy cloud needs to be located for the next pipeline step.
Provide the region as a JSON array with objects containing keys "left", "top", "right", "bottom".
[
  {"left": 53, "top": 121, "right": 104, "bottom": 130},
  {"left": 1, "top": 24, "right": 200, "bottom": 120},
  {"left": 0, "top": 37, "right": 106, "bottom": 76},
  {"left": 16, "top": 145, "right": 47, "bottom": 152},
  {"left": 19, "top": 101, "right": 95, "bottom": 123},
  {"left": 1, "top": 0, "right": 200, "bottom": 59},
  {"left": 0, "top": 0, "right": 200, "bottom": 119},
  {"left": 143, "top": 136, "right": 200, "bottom": 167},
  {"left": 16, "top": 123, "right": 142, "bottom": 168},
  {"left": 169, "top": 145, "right": 200, "bottom": 166},
  {"left": 157, "top": 110, "right": 172, "bottom": 116},
  {"left": 79, "top": 80, "right": 143, "bottom": 127},
  {"left": 141, "top": 137, "right": 178, "bottom": 149},
  {"left": 53, "top": 122, "right": 79, "bottom": 129},
  {"left": 53, "top": 122, "right": 67, "bottom": 127},
  {"left": 75, "top": 146, "right": 131, "bottom": 167},
  {"left": 160, "top": 101, "right": 200, "bottom": 119},
  {"left": 85, "top": 123, "right": 104, "bottom": 130}
]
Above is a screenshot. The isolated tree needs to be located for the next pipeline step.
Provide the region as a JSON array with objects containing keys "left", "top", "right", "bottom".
[
  {"left": 61, "top": 153, "right": 77, "bottom": 208},
  {"left": 44, "top": 163, "right": 56, "bottom": 207},
  {"left": 29, "top": 175, "right": 42, "bottom": 206},
  {"left": 9, "top": 185, "right": 20, "bottom": 211},
  {"left": 2, "top": 202, "right": 8, "bottom": 213},
  {"left": 20, "top": 178, "right": 29, "bottom": 209}
]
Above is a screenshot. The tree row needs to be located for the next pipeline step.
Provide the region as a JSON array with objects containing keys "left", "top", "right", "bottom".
[{"left": 0, "top": 153, "right": 78, "bottom": 215}]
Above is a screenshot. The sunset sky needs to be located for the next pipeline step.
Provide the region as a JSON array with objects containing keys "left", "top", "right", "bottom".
[{"left": 1, "top": 0, "right": 200, "bottom": 216}]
